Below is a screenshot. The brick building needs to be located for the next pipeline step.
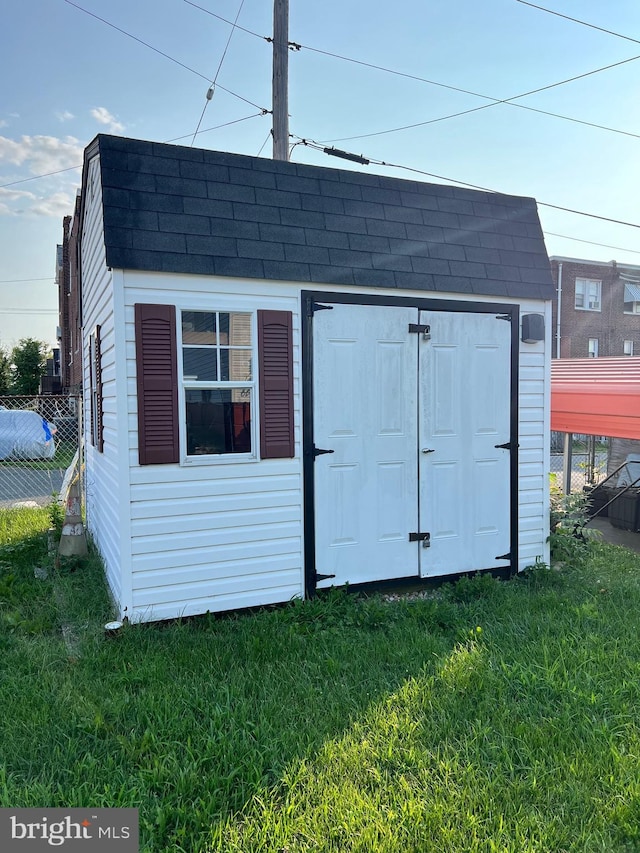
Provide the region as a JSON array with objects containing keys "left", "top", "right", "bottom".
[
  {"left": 56, "top": 192, "right": 83, "bottom": 393},
  {"left": 550, "top": 256, "right": 640, "bottom": 359}
]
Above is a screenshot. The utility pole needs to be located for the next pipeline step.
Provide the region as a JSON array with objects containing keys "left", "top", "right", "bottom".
[{"left": 272, "top": 0, "right": 289, "bottom": 161}]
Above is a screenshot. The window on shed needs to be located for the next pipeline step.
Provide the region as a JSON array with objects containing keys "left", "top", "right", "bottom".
[
  {"left": 575, "top": 279, "right": 601, "bottom": 311},
  {"left": 135, "top": 304, "right": 294, "bottom": 464},
  {"left": 181, "top": 311, "right": 253, "bottom": 456}
]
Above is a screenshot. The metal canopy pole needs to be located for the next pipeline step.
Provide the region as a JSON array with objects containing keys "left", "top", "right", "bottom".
[{"left": 563, "top": 432, "right": 573, "bottom": 495}]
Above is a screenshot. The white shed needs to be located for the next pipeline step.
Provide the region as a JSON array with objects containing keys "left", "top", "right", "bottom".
[{"left": 78, "top": 134, "right": 552, "bottom": 623}]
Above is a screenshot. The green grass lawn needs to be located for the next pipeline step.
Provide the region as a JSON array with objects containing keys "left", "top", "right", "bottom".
[{"left": 1, "top": 507, "right": 640, "bottom": 851}]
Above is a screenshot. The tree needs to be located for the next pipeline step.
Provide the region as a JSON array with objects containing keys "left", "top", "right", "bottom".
[
  {"left": 0, "top": 346, "right": 10, "bottom": 395},
  {"left": 10, "top": 338, "right": 48, "bottom": 395}
]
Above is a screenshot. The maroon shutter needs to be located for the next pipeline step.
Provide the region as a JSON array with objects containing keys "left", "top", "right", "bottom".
[
  {"left": 89, "top": 333, "right": 95, "bottom": 446},
  {"left": 258, "top": 310, "right": 294, "bottom": 459},
  {"left": 95, "top": 324, "right": 104, "bottom": 452},
  {"left": 135, "top": 303, "right": 179, "bottom": 465}
]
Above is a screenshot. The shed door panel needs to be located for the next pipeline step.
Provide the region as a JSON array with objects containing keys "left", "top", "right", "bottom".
[
  {"left": 313, "top": 303, "right": 419, "bottom": 588},
  {"left": 418, "top": 310, "right": 511, "bottom": 576}
]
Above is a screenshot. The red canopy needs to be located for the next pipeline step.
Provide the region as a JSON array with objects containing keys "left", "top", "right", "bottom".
[{"left": 551, "top": 357, "right": 640, "bottom": 439}]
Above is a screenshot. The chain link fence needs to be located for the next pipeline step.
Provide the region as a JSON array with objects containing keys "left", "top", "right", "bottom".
[
  {"left": 0, "top": 395, "right": 81, "bottom": 508},
  {"left": 550, "top": 432, "right": 608, "bottom": 493}
]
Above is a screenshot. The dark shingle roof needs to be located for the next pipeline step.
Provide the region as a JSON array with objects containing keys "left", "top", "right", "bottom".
[{"left": 90, "top": 134, "right": 553, "bottom": 300}]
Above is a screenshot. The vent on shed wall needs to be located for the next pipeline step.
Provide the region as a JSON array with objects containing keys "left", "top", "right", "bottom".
[
  {"left": 258, "top": 310, "right": 294, "bottom": 459},
  {"left": 135, "top": 304, "right": 179, "bottom": 465},
  {"left": 89, "top": 325, "right": 103, "bottom": 452}
]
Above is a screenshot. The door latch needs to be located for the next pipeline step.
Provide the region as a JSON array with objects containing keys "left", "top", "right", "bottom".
[
  {"left": 408, "top": 323, "right": 431, "bottom": 341},
  {"left": 409, "top": 532, "right": 431, "bottom": 547}
]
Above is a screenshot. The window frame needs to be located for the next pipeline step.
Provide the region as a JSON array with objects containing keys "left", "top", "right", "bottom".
[
  {"left": 624, "top": 340, "right": 634, "bottom": 356},
  {"left": 575, "top": 278, "right": 602, "bottom": 312},
  {"left": 177, "top": 308, "right": 258, "bottom": 465},
  {"left": 588, "top": 338, "right": 599, "bottom": 358}
]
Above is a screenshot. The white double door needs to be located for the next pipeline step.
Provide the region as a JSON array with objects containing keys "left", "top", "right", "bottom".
[{"left": 313, "top": 301, "right": 512, "bottom": 588}]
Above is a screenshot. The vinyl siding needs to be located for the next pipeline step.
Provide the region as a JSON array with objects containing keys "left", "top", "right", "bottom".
[
  {"left": 85, "top": 262, "right": 549, "bottom": 621},
  {"left": 80, "top": 156, "right": 126, "bottom": 609},
  {"left": 517, "top": 299, "right": 551, "bottom": 569},
  {"left": 122, "top": 271, "right": 303, "bottom": 622}
]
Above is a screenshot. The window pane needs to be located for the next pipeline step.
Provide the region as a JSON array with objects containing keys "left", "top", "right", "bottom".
[
  {"left": 228, "top": 313, "right": 251, "bottom": 346},
  {"left": 185, "top": 389, "right": 251, "bottom": 455},
  {"left": 182, "top": 311, "right": 216, "bottom": 345},
  {"left": 183, "top": 348, "right": 217, "bottom": 381},
  {"left": 218, "top": 312, "right": 230, "bottom": 345},
  {"left": 220, "top": 348, "right": 252, "bottom": 381}
]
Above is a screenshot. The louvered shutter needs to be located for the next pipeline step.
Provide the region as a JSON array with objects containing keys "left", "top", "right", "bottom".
[
  {"left": 135, "top": 303, "right": 179, "bottom": 465},
  {"left": 258, "top": 310, "right": 294, "bottom": 459},
  {"left": 95, "top": 324, "right": 104, "bottom": 452}
]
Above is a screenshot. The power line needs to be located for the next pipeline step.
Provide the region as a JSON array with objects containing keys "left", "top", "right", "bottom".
[
  {"left": 0, "top": 166, "right": 82, "bottom": 189},
  {"left": 167, "top": 112, "right": 267, "bottom": 144},
  {"left": 0, "top": 309, "right": 58, "bottom": 315},
  {"left": 516, "top": 1, "right": 640, "bottom": 46},
  {"left": 0, "top": 278, "right": 54, "bottom": 284},
  {"left": 0, "top": 114, "right": 267, "bottom": 190},
  {"left": 292, "top": 135, "right": 640, "bottom": 230},
  {"left": 544, "top": 232, "right": 640, "bottom": 256},
  {"left": 319, "top": 52, "right": 640, "bottom": 144},
  {"left": 62, "top": 0, "right": 268, "bottom": 113},
  {"left": 184, "top": 0, "right": 640, "bottom": 143},
  {"left": 183, "top": 0, "right": 267, "bottom": 41},
  {"left": 190, "top": 0, "right": 247, "bottom": 146}
]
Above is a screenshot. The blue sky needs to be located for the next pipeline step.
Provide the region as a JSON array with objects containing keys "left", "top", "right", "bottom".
[{"left": 1, "top": 0, "right": 639, "bottom": 349}]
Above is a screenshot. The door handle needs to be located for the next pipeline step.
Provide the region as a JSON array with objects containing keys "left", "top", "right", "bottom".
[{"left": 422, "top": 448, "right": 435, "bottom": 454}]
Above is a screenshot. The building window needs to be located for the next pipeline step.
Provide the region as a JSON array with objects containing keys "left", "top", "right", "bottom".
[
  {"left": 588, "top": 338, "right": 599, "bottom": 358},
  {"left": 623, "top": 283, "right": 640, "bottom": 314},
  {"left": 181, "top": 310, "right": 253, "bottom": 456},
  {"left": 624, "top": 340, "right": 634, "bottom": 356},
  {"left": 575, "top": 278, "right": 601, "bottom": 311}
]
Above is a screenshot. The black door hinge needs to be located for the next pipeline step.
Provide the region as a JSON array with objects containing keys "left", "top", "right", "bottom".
[
  {"left": 496, "top": 314, "right": 511, "bottom": 321},
  {"left": 313, "top": 446, "right": 335, "bottom": 458},
  {"left": 409, "top": 532, "right": 431, "bottom": 547},
  {"left": 312, "top": 302, "right": 333, "bottom": 313},
  {"left": 495, "top": 441, "right": 518, "bottom": 450},
  {"left": 495, "top": 552, "right": 511, "bottom": 561},
  {"left": 315, "top": 572, "right": 336, "bottom": 582},
  {"left": 408, "top": 323, "right": 431, "bottom": 340}
]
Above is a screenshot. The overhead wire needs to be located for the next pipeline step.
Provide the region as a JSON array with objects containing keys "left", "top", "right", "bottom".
[
  {"left": 190, "top": 0, "right": 247, "bottom": 146},
  {"left": 0, "top": 114, "right": 267, "bottom": 190},
  {"left": 184, "top": 0, "right": 640, "bottom": 143},
  {"left": 0, "top": 278, "right": 54, "bottom": 284},
  {"left": 544, "top": 233, "right": 640, "bottom": 256},
  {"left": 318, "top": 52, "right": 640, "bottom": 143},
  {"left": 515, "top": 1, "right": 640, "bottom": 46},
  {"left": 291, "top": 134, "right": 640, "bottom": 230},
  {"left": 62, "top": 0, "right": 268, "bottom": 112}
]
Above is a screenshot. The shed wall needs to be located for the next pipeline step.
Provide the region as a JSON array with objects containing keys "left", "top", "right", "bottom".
[
  {"left": 81, "top": 156, "right": 125, "bottom": 608},
  {"left": 123, "top": 272, "right": 303, "bottom": 621},
  {"left": 117, "top": 272, "right": 549, "bottom": 621}
]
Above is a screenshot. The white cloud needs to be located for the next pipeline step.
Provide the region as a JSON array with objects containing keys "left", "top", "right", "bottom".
[
  {"left": 30, "top": 191, "right": 75, "bottom": 217},
  {"left": 0, "top": 120, "right": 7, "bottom": 129},
  {"left": 0, "top": 134, "right": 83, "bottom": 173},
  {"left": 56, "top": 110, "right": 75, "bottom": 122},
  {"left": 91, "top": 107, "right": 124, "bottom": 133},
  {"left": 0, "top": 187, "right": 36, "bottom": 203},
  {"left": 0, "top": 186, "right": 37, "bottom": 216}
]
